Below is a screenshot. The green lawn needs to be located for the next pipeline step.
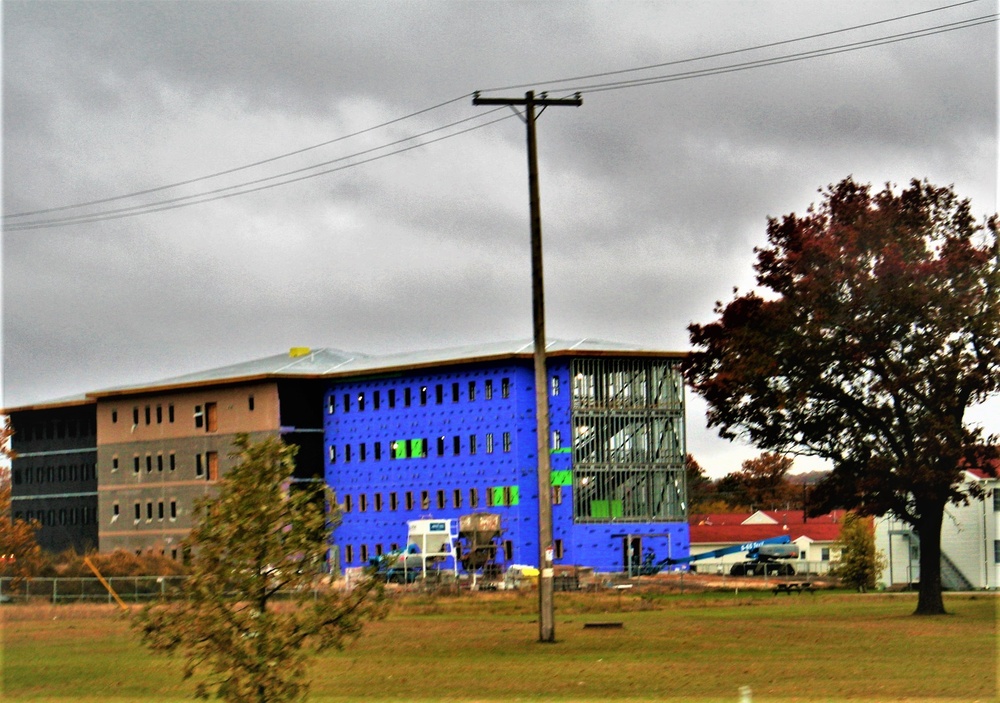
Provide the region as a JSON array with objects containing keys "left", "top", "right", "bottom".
[{"left": 1, "top": 590, "right": 995, "bottom": 702}]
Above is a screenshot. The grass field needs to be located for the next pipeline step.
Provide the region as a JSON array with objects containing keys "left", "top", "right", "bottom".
[{"left": 1, "top": 588, "right": 996, "bottom": 702}]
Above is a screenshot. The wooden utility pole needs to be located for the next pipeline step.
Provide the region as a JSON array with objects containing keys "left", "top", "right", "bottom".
[{"left": 472, "top": 90, "right": 581, "bottom": 643}]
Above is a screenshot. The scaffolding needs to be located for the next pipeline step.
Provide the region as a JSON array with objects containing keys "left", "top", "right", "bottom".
[{"left": 571, "top": 358, "right": 686, "bottom": 523}]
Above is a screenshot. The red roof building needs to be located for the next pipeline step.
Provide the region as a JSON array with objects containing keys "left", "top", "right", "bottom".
[{"left": 687, "top": 510, "right": 847, "bottom": 576}]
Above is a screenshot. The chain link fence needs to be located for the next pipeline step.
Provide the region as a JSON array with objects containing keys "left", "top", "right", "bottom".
[{"left": 0, "top": 576, "right": 187, "bottom": 604}]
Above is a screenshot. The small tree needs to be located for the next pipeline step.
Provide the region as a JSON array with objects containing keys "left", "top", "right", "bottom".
[
  {"left": 134, "top": 435, "right": 385, "bottom": 703},
  {"left": 0, "top": 420, "right": 43, "bottom": 591},
  {"left": 831, "top": 513, "right": 886, "bottom": 592}
]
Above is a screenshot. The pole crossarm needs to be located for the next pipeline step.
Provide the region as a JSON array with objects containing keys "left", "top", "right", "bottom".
[
  {"left": 472, "top": 91, "right": 583, "bottom": 108},
  {"left": 472, "top": 89, "right": 581, "bottom": 645}
]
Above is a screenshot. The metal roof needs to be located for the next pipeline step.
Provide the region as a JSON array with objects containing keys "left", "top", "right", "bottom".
[{"left": 8, "top": 338, "right": 686, "bottom": 407}]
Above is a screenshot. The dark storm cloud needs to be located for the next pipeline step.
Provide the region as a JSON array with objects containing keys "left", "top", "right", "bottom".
[{"left": 3, "top": 0, "right": 996, "bottom": 475}]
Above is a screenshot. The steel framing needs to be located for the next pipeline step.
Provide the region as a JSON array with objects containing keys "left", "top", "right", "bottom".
[{"left": 571, "top": 358, "right": 686, "bottom": 523}]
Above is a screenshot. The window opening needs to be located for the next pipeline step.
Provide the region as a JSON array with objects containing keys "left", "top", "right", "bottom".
[{"left": 501, "top": 378, "right": 510, "bottom": 398}]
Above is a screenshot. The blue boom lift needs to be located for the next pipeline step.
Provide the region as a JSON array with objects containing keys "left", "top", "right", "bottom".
[{"left": 641, "top": 535, "right": 799, "bottom": 576}]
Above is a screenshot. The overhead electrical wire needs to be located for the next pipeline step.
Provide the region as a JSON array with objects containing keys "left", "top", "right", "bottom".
[
  {"left": 4, "top": 2, "right": 995, "bottom": 232},
  {"left": 476, "top": 0, "right": 987, "bottom": 94},
  {"left": 5, "top": 111, "right": 520, "bottom": 231},
  {"left": 2, "top": 94, "right": 471, "bottom": 220},
  {"left": 6, "top": 106, "right": 512, "bottom": 231},
  {"left": 553, "top": 14, "right": 998, "bottom": 95}
]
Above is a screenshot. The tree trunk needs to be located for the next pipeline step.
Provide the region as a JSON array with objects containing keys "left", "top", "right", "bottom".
[{"left": 913, "top": 498, "right": 946, "bottom": 615}]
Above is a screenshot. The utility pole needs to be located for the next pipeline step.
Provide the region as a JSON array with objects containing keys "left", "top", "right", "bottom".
[{"left": 472, "top": 90, "right": 582, "bottom": 643}]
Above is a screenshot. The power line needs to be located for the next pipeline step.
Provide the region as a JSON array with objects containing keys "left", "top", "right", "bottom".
[
  {"left": 564, "top": 14, "right": 997, "bottom": 95},
  {"left": 2, "top": 94, "right": 471, "bottom": 220},
  {"left": 476, "top": 0, "right": 987, "bottom": 94},
  {"left": 6, "top": 112, "right": 519, "bottom": 231},
  {"left": 5, "top": 105, "right": 510, "bottom": 230},
  {"left": 5, "top": 4, "right": 993, "bottom": 232}
]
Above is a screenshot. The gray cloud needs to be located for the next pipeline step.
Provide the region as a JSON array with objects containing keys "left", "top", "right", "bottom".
[{"left": 3, "top": 0, "right": 997, "bottom": 476}]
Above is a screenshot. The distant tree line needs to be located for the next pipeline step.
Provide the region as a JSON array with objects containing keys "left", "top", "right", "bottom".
[{"left": 685, "top": 452, "right": 822, "bottom": 514}]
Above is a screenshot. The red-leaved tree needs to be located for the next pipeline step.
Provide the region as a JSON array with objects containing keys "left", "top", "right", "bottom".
[{"left": 685, "top": 177, "right": 999, "bottom": 615}]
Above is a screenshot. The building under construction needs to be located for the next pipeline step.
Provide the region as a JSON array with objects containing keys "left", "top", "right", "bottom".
[{"left": 6, "top": 340, "right": 690, "bottom": 573}]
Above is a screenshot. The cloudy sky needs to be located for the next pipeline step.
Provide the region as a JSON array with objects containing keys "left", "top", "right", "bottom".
[{"left": 3, "top": 1, "right": 997, "bottom": 477}]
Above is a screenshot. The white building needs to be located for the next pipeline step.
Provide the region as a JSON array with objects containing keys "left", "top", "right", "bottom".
[{"left": 875, "top": 470, "right": 999, "bottom": 590}]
